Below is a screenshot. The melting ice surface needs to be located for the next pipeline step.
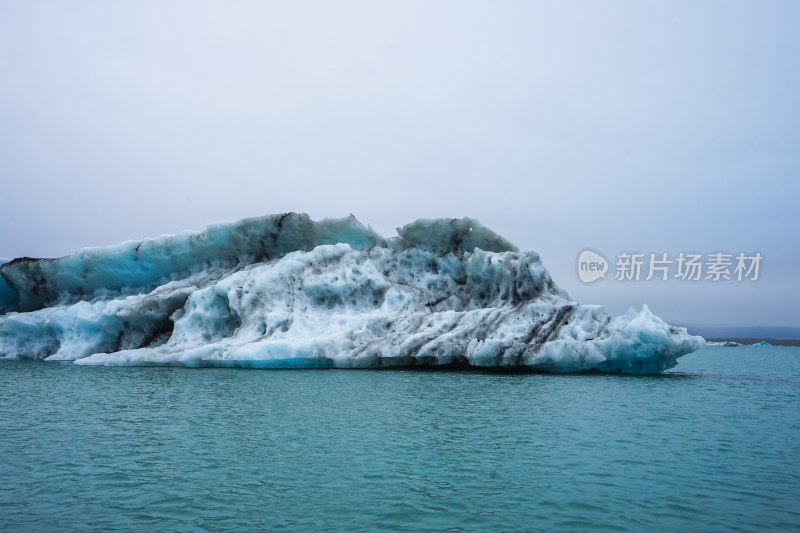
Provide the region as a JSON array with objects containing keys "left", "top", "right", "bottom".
[{"left": 0, "top": 214, "right": 703, "bottom": 373}]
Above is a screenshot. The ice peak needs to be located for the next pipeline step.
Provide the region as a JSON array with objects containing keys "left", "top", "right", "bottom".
[{"left": 392, "top": 217, "right": 518, "bottom": 254}]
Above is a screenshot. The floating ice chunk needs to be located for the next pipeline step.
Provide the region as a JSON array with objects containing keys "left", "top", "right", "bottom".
[
  {"left": 0, "top": 214, "right": 704, "bottom": 373},
  {"left": 706, "top": 341, "right": 741, "bottom": 347}
]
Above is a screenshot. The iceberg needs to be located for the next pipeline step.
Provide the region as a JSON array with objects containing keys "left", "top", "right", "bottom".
[{"left": 0, "top": 213, "right": 704, "bottom": 373}]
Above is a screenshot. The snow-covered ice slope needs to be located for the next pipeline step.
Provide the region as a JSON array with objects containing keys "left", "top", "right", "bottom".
[{"left": 0, "top": 213, "right": 704, "bottom": 373}]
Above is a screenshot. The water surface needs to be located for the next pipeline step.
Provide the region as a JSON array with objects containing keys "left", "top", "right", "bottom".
[{"left": 1, "top": 346, "right": 798, "bottom": 532}]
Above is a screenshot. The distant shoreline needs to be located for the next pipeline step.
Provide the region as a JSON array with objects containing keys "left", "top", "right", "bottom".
[{"left": 705, "top": 338, "right": 800, "bottom": 347}]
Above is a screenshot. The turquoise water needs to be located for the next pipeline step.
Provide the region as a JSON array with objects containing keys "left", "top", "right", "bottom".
[{"left": 1, "top": 346, "right": 798, "bottom": 532}]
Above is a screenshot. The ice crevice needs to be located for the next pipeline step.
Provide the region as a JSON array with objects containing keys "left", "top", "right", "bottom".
[{"left": 0, "top": 213, "right": 704, "bottom": 373}]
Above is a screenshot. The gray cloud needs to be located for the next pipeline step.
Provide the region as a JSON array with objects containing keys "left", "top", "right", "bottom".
[{"left": 1, "top": 0, "right": 798, "bottom": 333}]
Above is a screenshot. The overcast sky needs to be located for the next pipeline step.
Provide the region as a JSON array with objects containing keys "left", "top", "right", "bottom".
[{"left": 1, "top": 1, "right": 798, "bottom": 335}]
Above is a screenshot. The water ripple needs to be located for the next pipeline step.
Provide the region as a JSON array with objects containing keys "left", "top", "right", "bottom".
[{"left": 1, "top": 346, "right": 798, "bottom": 532}]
